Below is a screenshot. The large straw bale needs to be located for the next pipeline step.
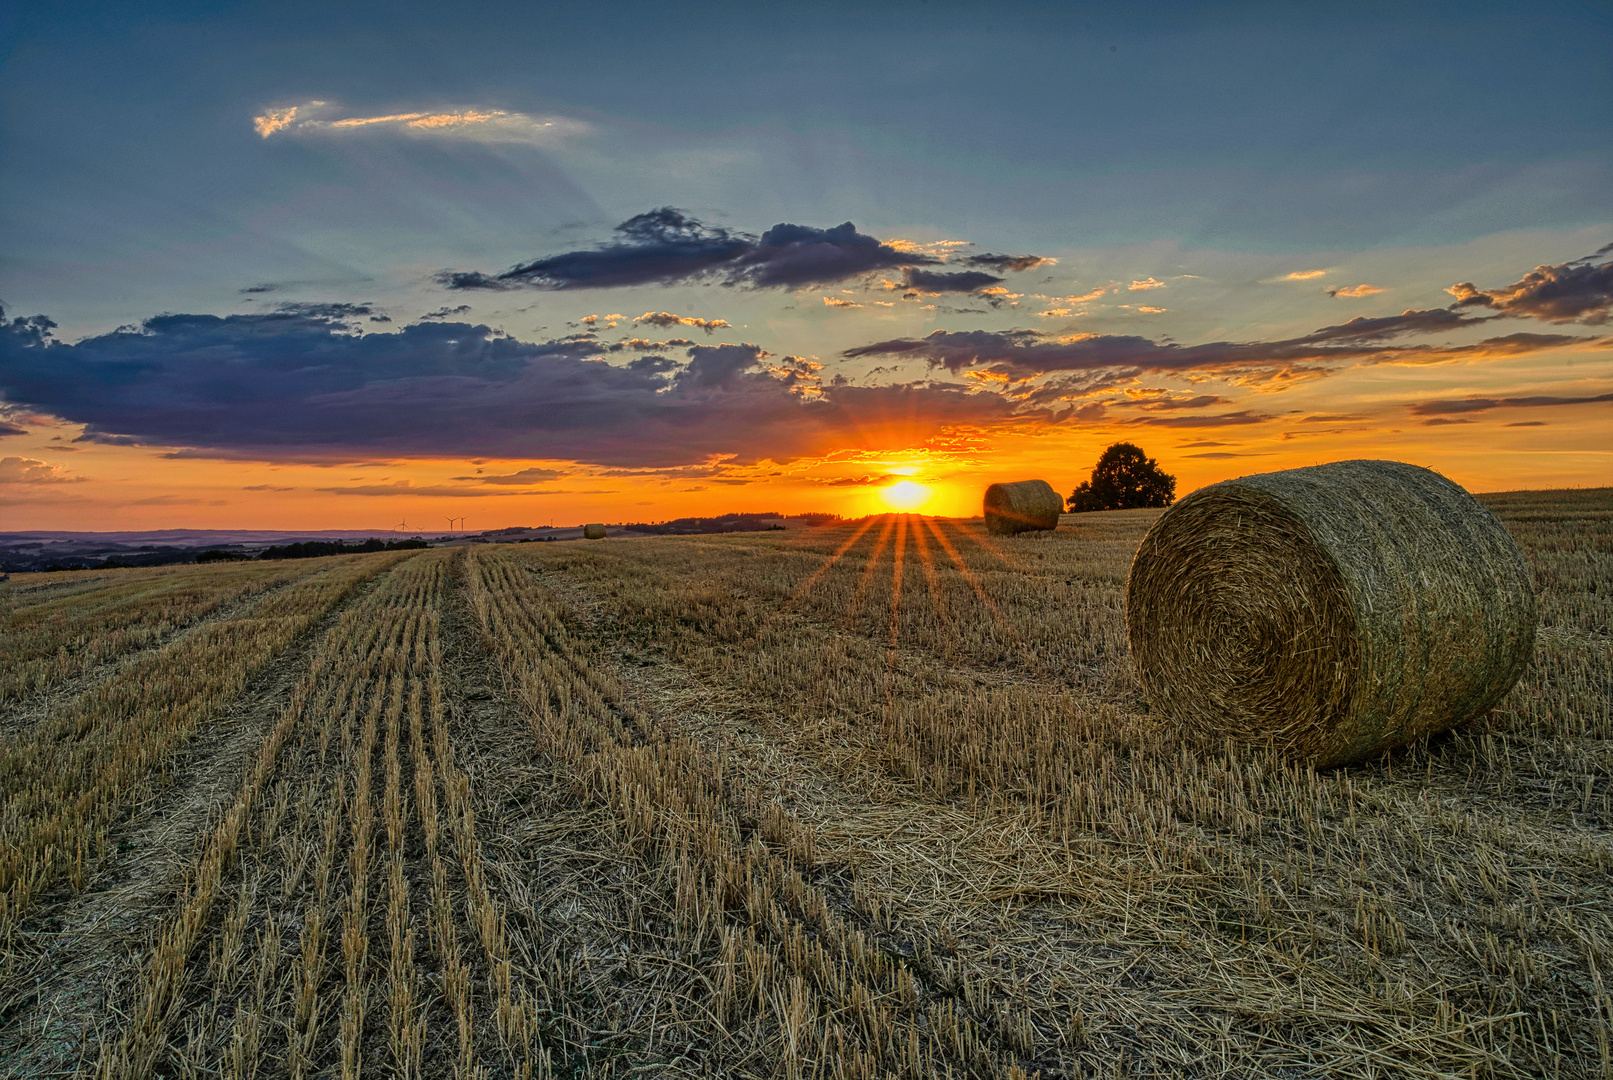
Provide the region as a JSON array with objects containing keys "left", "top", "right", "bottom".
[
  {"left": 984, "top": 479, "right": 1063, "bottom": 535},
  {"left": 1125, "top": 460, "right": 1536, "bottom": 766},
  {"left": 583, "top": 523, "right": 607, "bottom": 540}
]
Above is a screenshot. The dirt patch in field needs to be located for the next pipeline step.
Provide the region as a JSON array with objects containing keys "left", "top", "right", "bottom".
[{"left": 0, "top": 564, "right": 399, "bottom": 1079}]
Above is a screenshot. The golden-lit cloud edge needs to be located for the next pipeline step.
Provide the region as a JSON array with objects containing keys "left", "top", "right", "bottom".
[{"left": 253, "top": 101, "right": 589, "bottom": 145}]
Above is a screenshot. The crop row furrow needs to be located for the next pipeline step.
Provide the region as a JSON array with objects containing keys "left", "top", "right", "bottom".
[
  {"left": 2, "top": 560, "right": 327, "bottom": 707},
  {"left": 92, "top": 551, "right": 563, "bottom": 1078},
  {"left": 0, "top": 552, "right": 409, "bottom": 955},
  {"left": 467, "top": 545, "right": 1033, "bottom": 1078}
]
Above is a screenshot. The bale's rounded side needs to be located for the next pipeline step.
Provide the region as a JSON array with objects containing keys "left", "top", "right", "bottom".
[
  {"left": 1125, "top": 460, "right": 1536, "bottom": 766},
  {"left": 984, "top": 479, "right": 1063, "bottom": 536},
  {"left": 583, "top": 523, "right": 607, "bottom": 540}
]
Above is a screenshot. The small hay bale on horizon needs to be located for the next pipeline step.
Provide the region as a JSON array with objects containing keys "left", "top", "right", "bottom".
[
  {"left": 984, "top": 479, "right": 1063, "bottom": 536},
  {"left": 1125, "top": 459, "right": 1536, "bottom": 767},
  {"left": 583, "top": 523, "right": 607, "bottom": 540}
]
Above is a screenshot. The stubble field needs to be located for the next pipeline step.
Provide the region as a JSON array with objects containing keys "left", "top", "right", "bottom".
[{"left": 0, "top": 489, "right": 1608, "bottom": 1079}]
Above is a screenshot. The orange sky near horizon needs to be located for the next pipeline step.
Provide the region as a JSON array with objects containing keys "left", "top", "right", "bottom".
[{"left": 3, "top": 392, "right": 1606, "bottom": 533}]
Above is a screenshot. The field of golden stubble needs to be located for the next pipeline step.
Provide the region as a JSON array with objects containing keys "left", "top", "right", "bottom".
[{"left": 0, "top": 488, "right": 1607, "bottom": 1079}]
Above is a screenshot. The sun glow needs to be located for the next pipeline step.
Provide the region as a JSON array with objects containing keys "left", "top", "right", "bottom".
[{"left": 879, "top": 479, "right": 933, "bottom": 512}]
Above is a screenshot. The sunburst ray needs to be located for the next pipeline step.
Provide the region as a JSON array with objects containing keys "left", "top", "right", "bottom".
[{"left": 845, "top": 514, "right": 896, "bottom": 625}]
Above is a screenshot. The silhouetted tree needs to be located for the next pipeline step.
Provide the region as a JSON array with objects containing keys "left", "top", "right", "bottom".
[{"left": 1067, "top": 442, "right": 1176, "bottom": 512}]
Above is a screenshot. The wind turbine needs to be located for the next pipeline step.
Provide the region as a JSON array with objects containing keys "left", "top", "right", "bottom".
[
  {"left": 445, "top": 516, "right": 456, "bottom": 536},
  {"left": 394, "top": 518, "right": 409, "bottom": 535}
]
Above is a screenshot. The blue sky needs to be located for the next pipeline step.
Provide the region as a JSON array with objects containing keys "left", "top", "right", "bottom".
[{"left": 1, "top": 1, "right": 1609, "bottom": 527}]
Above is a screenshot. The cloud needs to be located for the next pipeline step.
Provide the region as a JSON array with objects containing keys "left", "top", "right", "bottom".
[
  {"left": 1407, "top": 390, "right": 1613, "bottom": 416},
  {"left": 902, "top": 268, "right": 1006, "bottom": 294},
  {"left": 962, "top": 253, "right": 1054, "bottom": 272},
  {"left": 816, "top": 475, "right": 891, "bottom": 486},
  {"left": 1042, "top": 286, "right": 1110, "bottom": 306},
  {"left": 242, "top": 484, "right": 294, "bottom": 491},
  {"left": 1300, "top": 308, "right": 1489, "bottom": 342},
  {"left": 420, "top": 305, "right": 471, "bottom": 321},
  {"left": 314, "top": 481, "right": 535, "bottom": 497},
  {"left": 129, "top": 495, "right": 227, "bottom": 505},
  {"left": 823, "top": 297, "right": 861, "bottom": 308},
  {"left": 1328, "top": 284, "right": 1385, "bottom": 298},
  {"left": 1134, "top": 306, "right": 1167, "bottom": 314},
  {"left": 0, "top": 420, "right": 26, "bottom": 436},
  {"left": 0, "top": 304, "right": 1044, "bottom": 469},
  {"left": 1282, "top": 270, "right": 1328, "bottom": 281},
  {"left": 1128, "top": 278, "right": 1165, "bottom": 291},
  {"left": 1134, "top": 411, "right": 1273, "bottom": 428},
  {"left": 438, "top": 208, "right": 943, "bottom": 292},
  {"left": 253, "top": 101, "right": 589, "bottom": 146},
  {"left": 633, "top": 312, "right": 731, "bottom": 334},
  {"left": 463, "top": 467, "right": 565, "bottom": 485},
  {"left": 611, "top": 337, "right": 696, "bottom": 351},
  {"left": 842, "top": 314, "right": 1588, "bottom": 385},
  {"left": 1127, "top": 394, "right": 1229, "bottom": 411},
  {"left": 1447, "top": 246, "right": 1613, "bottom": 324},
  {"left": 0, "top": 456, "right": 85, "bottom": 483}
]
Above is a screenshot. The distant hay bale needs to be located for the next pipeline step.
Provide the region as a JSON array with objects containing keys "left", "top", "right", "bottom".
[
  {"left": 984, "top": 479, "right": 1063, "bottom": 536},
  {"left": 1125, "top": 460, "right": 1536, "bottom": 767},
  {"left": 583, "top": 523, "right": 607, "bottom": 540}
]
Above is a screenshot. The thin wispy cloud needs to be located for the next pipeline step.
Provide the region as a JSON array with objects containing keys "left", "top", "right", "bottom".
[
  {"left": 253, "top": 101, "right": 589, "bottom": 145},
  {"left": 1282, "top": 269, "right": 1328, "bottom": 281},
  {"left": 963, "top": 253, "right": 1055, "bottom": 271},
  {"left": 843, "top": 310, "right": 1591, "bottom": 387},
  {"left": 1407, "top": 390, "right": 1613, "bottom": 416},
  {"left": 633, "top": 312, "right": 731, "bottom": 333}
]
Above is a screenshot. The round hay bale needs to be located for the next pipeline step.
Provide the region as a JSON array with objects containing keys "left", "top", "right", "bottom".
[
  {"left": 583, "top": 523, "right": 607, "bottom": 540},
  {"left": 1125, "top": 460, "right": 1535, "bottom": 767},
  {"left": 984, "top": 479, "right": 1063, "bottom": 535}
]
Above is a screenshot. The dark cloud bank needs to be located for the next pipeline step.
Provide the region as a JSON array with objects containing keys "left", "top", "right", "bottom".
[
  {"left": 2, "top": 250, "right": 1605, "bottom": 468},
  {"left": 0, "top": 307, "right": 1030, "bottom": 468},
  {"left": 437, "top": 208, "right": 1044, "bottom": 294}
]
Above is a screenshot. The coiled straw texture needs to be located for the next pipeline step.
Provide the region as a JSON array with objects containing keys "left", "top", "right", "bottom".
[
  {"left": 983, "top": 479, "right": 1063, "bottom": 536},
  {"left": 583, "top": 523, "right": 607, "bottom": 540},
  {"left": 1126, "top": 460, "right": 1536, "bottom": 766}
]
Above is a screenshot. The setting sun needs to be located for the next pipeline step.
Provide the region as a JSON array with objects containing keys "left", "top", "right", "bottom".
[{"left": 879, "top": 479, "right": 933, "bottom": 512}]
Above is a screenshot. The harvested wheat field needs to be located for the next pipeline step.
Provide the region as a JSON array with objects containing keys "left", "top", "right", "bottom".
[{"left": 0, "top": 489, "right": 1608, "bottom": 1079}]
